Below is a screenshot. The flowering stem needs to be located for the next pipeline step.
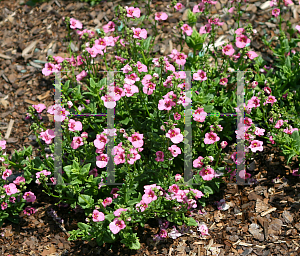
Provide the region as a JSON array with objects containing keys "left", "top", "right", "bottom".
[
  {"left": 33, "top": 130, "right": 53, "bottom": 170},
  {"left": 104, "top": 52, "right": 109, "bottom": 71}
]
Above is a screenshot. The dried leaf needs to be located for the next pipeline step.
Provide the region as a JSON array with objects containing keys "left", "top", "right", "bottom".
[{"left": 22, "top": 40, "right": 40, "bottom": 58}]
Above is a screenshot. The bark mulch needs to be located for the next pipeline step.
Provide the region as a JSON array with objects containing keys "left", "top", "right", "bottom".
[{"left": 0, "top": 0, "right": 300, "bottom": 255}]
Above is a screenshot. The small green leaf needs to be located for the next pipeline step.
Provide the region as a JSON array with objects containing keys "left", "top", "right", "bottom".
[{"left": 186, "top": 217, "right": 198, "bottom": 227}]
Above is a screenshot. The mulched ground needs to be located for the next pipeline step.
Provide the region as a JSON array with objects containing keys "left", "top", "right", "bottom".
[{"left": 0, "top": 0, "right": 300, "bottom": 255}]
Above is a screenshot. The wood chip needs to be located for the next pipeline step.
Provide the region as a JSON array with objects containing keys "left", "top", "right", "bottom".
[
  {"left": 259, "top": 1, "right": 271, "bottom": 10},
  {"left": 4, "top": 119, "right": 14, "bottom": 140},
  {"left": 0, "top": 95, "right": 9, "bottom": 109},
  {"left": 24, "top": 99, "right": 40, "bottom": 105},
  {"left": 0, "top": 53, "right": 13, "bottom": 59},
  {"left": 261, "top": 207, "right": 277, "bottom": 216},
  {"left": 22, "top": 40, "right": 40, "bottom": 59},
  {"left": 37, "top": 90, "right": 51, "bottom": 101}
]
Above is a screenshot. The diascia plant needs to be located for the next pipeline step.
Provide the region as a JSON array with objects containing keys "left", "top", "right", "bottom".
[{"left": 0, "top": 0, "right": 299, "bottom": 250}]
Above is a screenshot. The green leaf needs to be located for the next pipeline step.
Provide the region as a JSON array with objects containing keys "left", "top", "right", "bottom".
[
  {"left": 81, "top": 163, "right": 91, "bottom": 177},
  {"left": 63, "top": 165, "right": 72, "bottom": 178},
  {"left": 142, "top": 36, "right": 152, "bottom": 52},
  {"left": 119, "top": 117, "right": 130, "bottom": 125},
  {"left": 78, "top": 194, "right": 94, "bottom": 209},
  {"left": 121, "top": 233, "right": 141, "bottom": 250},
  {"left": 203, "top": 185, "right": 214, "bottom": 195},
  {"left": 291, "top": 130, "right": 300, "bottom": 152},
  {"left": 78, "top": 222, "right": 91, "bottom": 232},
  {"left": 90, "top": 78, "right": 96, "bottom": 89},
  {"left": 103, "top": 230, "right": 116, "bottom": 243},
  {"left": 128, "top": 198, "right": 141, "bottom": 206},
  {"left": 105, "top": 213, "right": 115, "bottom": 222},
  {"left": 186, "top": 217, "right": 198, "bottom": 227}
]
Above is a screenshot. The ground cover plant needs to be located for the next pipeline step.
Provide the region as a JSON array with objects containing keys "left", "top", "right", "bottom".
[{"left": 0, "top": 0, "right": 300, "bottom": 251}]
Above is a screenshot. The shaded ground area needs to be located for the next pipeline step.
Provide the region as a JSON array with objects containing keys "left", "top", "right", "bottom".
[{"left": 0, "top": 0, "right": 300, "bottom": 255}]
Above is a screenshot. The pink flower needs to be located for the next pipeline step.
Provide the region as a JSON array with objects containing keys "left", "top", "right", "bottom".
[
  {"left": 71, "top": 136, "right": 84, "bottom": 150},
  {"left": 142, "top": 189, "right": 157, "bottom": 204},
  {"left": 1, "top": 202, "right": 8, "bottom": 210},
  {"left": 263, "top": 95, "right": 277, "bottom": 106},
  {"left": 181, "top": 24, "right": 193, "bottom": 36},
  {"left": 155, "top": 151, "right": 164, "bottom": 162},
  {"left": 296, "top": 25, "right": 300, "bottom": 32},
  {"left": 114, "top": 208, "right": 127, "bottom": 217},
  {"left": 175, "top": 174, "right": 182, "bottom": 182},
  {"left": 0, "top": 140, "right": 6, "bottom": 150},
  {"left": 198, "top": 223, "right": 209, "bottom": 236},
  {"left": 235, "top": 28, "right": 245, "bottom": 35},
  {"left": 128, "top": 132, "right": 144, "bottom": 148},
  {"left": 69, "top": 18, "right": 82, "bottom": 29},
  {"left": 4, "top": 183, "right": 19, "bottom": 196},
  {"left": 42, "top": 63, "right": 59, "bottom": 76},
  {"left": 76, "top": 70, "right": 88, "bottom": 82},
  {"left": 193, "top": 3, "right": 205, "bottom": 13},
  {"left": 127, "top": 148, "right": 141, "bottom": 165},
  {"left": 228, "top": 7, "right": 235, "bottom": 13},
  {"left": 272, "top": 8, "right": 280, "bottom": 17},
  {"left": 173, "top": 112, "right": 181, "bottom": 121},
  {"left": 275, "top": 119, "right": 284, "bottom": 129},
  {"left": 33, "top": 104, "right": 46, "bottom": 113},
  {"left": 23, "top": 207, "right": 36, "bottom": 216},
  {"left": 94, "top": 134, "right": 109, "bottom": 150},
  {"left": 166, "top": 128, "right": 183, "bottom": 144},
  {"left": 131, "top": 27, "right": 147, "bottom": 40},
  {"left": 9, "top": 197, "right": 16, "bottom": 203},
  {"left": 96, "top": 154, "right": 109, "bottom": 168},
  {"left": 23, "top": 191, "right": 36, "bottom": 203},
  {"left": 219, "top": 77, "right": 228, "bottom": 85},
  {"left": 249, "top": 140, "right": 263, "bottom": 152},
  {"left": 68, "top": 119, "right": 83, "bottom": 132},
  {"left": 53, "top": 55, "right": 65, "bottom": 64},
  {"left": 221, "top": 141, "right": 228, "bottom": 149},
  {"left": 174, "top": 52, "right": 187, "bottom": 66},
  {"left": 13, "top": 176, "right": 25, "bottom": 185},
  {"left": 50, "top": 177, "right": 57, "bottom": 185},
  {"left": 222, "top": 44, "right": 235, "bottom": 56},
  {"left": 193, "top": 156, "right": 204, "bottom": 168},
  {"left": 102, "top": 197, "right": 113, "bottom": 207},
  {"left": 247, "top": 51, "right": 258, "bottom": 60},
  {"left": 92, "top": 209, "right": 105, "bottom": 222},
  {"left": 103, "top": 21, "right": 115, "bottom": 33},
  {"left": 40, "top": 129, "right": 55, "bottom": 144},
  {"left": 239, "top": 169, "right": 251, "bottom": 179},
  {"left": 292, "top": 169, "right": 300, "bottom": 176},
  {"left": 193, "top": 70, "right": 207, "bottom": 81},
  {"left": 2, "top": 169, "right": 12, "bottom": 180},
  {"left": 109, "top": 218, "right": 126, "bottom": 234},
  {"left": 155, "top": 12, "right": 168, "bottom": 21},
  {"left": 199, "top": 167, "right": 215, "bottom": 181},
  {"left": 199, "top": 24, "right": 212, "bottom": 34},
  {"left": 264, "top": 86, "right": 272, "bottom": 95},
  {"left": 36, "top": 170, "right": 51, "bottom": 179},
  {"left": 125, "top": 6, "right": 140, "bottom": 18},
  {"left": 136, "top": 200, "right": 148, "bottom": 212},
  {"left": 235, "top": 35, "right": 251, "bottom": 48},
  {"left": 168, "top": 145, "right": 182, "bottom": 157},
  {"left": 190, "top": 189, "right": 204, "bottom": 200},
  {"left": 255, "top": 127, "right": 265, "bottom": 136},
  {"left": 193, "top": 107, "right": 207, "bottom": 123},
  {"left": 174, "top": 3, "right": 185, "bottom": 10},
  {"left": 204, "top": 132, "right": 220, "bottom": 145},
  {"left": 101, "top": 93, "right": 117, "bottom": 109}
]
